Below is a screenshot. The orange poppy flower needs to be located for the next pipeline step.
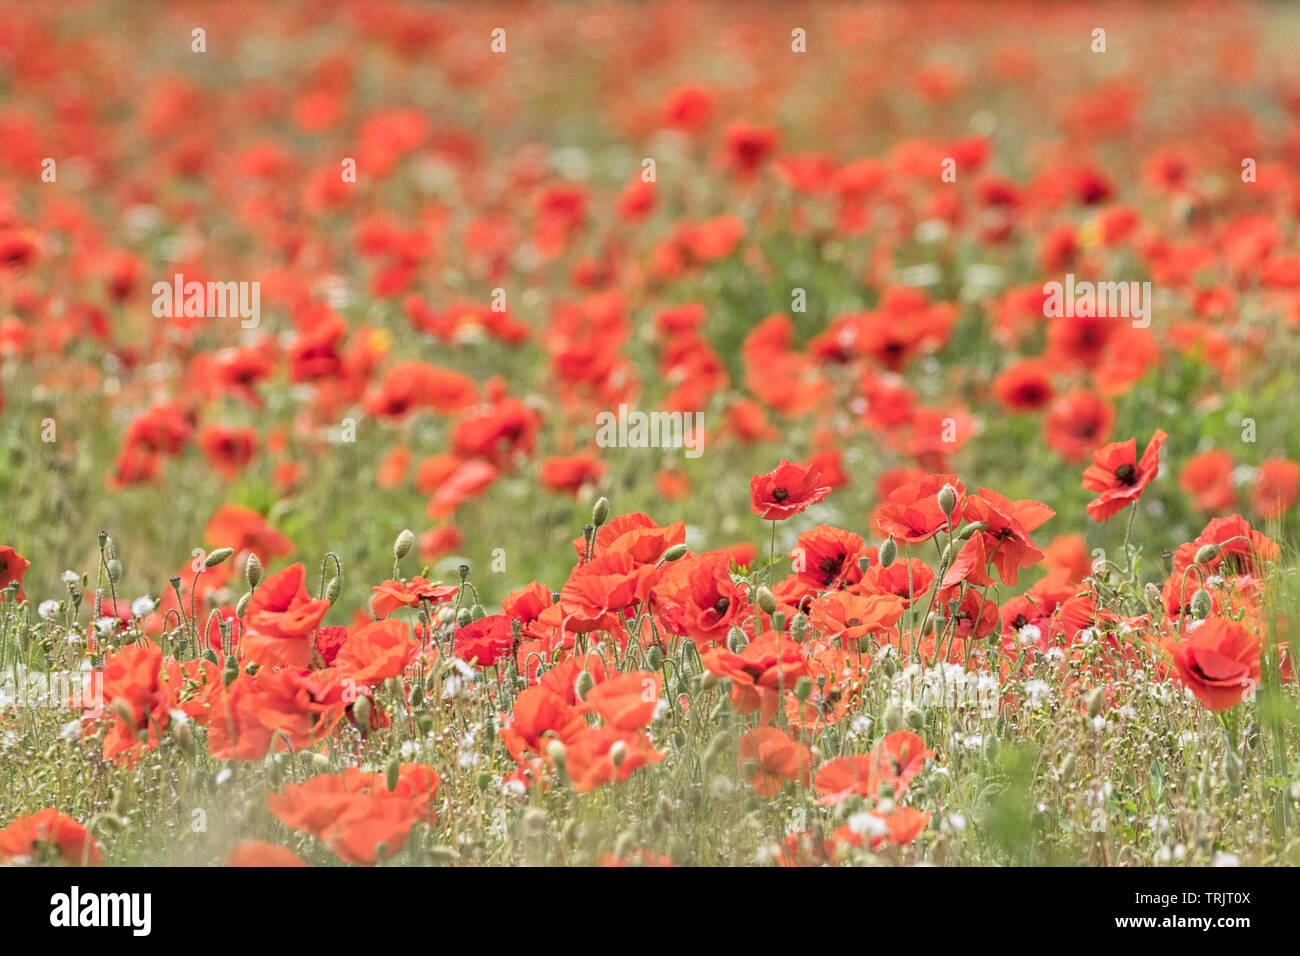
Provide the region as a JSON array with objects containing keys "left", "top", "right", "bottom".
[
  {"left": 226, "top": 840, "right": 307, "bottom": 867},
  {"left": 1162, "top": 617, "right": 1261, "bottom": 711},
  {"left": 738, "top": 727, "right": 812, "bottom": 796},
  {"left": 242, "top": 563, "right": 332, "bottom": 667}
]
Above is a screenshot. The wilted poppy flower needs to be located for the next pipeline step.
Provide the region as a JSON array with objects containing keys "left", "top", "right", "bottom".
[
  {"left": 1082, "top": 429, "right": 1168, "bottom": 522},
  {"left": 750, "top": 459, "right": 832, "bottom": 521},
  {"left": 1162, "top": 617, "right": 1261, "bottom": 711}
]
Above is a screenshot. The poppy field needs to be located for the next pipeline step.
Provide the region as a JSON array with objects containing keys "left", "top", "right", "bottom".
[{"left": 2, "top": 1, "right": 1300, "bottom": 872}]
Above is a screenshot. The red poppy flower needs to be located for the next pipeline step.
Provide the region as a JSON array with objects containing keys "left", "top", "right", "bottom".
[
  {"left": 453, "top": 614, "right": 515, "bottom": 668},
  {"left": 242, "top": 563, "right": 332, "bottom": 667},
  {"left": 0, "top": 809, "right": 103, "bottom": 866},
  {"left": 1082, "top": 429, "right": 1169, "bottom": 522},
  {"left": 0, "top": 545, "right": 29, "bottom": 601},
  {"left": 750, "top": 459, "right": 832, "bottom": 521},
  {"left": 1162, "top": 617, "right": 1261, "bottom": 711},
  {"left": 874, "top": 474, "right": 965, "bottom": 543},
  {"left": 226, "top": 840, "right": 307, "bottom": 867}
]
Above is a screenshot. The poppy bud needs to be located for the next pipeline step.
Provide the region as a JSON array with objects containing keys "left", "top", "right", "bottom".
[
  {"left": 882, "top": 655, "right": 897, "bottom": 678},
  {"left": 904, "top": 702, "right": 924, "bottom": 730},
  {"left": 755, "top": 585, "right": 777, "bottom": 615},
  {"left": 352, "top": 693, "right": 372, "bottom": 732},
  {"left": 883, "top": 703, "right": 902, "bottom": 733},
  {"left": 726, "top": 625, "right": 747, "bottom": 652},
  {"left": 386, "top": 756, "right": 401, "bottom": 792},
  {"left": 325, "top": 576, "right": 342, "bottom": 604},
  {"left": 592, "top": 496, "right": 610, "bottom": 527},
  {"left": 771, "top": 611, "right": 786, "bottom": 632},
  {"left": 609, "top": 740, "right": 627, "bottom": 768},
  {"left": 476, "top": 772, "right": 492, "bottom": 792},
  {"left": 456, "top": 607, "right": 473, "bottom": 628},
  {"left": 223, "top": 654, "right": 240, "bottom": 687},
  {"left": 981, "top": 734, "right": 1000, "bottom": 762},
  {"left": 410, "top": 683, "right": 424, "bottom": 708},
  {"left": 173, "top": 720, "right": 192, "bottom": 751},
  {"left": 546, "top": 739, "right": 567, "bottom": 769},
  {"left": 106, "top": 559, "right": 123, "bottom": 584},
  {"left": 245, "top": 553, "right": 262, "bottom": 588},
  {"left": 1194, "top": 544, "right": 1220, "bottom": 564},
  {"left": 470, "top": 603, "right": 487, "bottom": 621},
  {"left": 112, "top": 696, "right": 134, "bottom": 725},
  {"left": 938, "top": 483, "right": 958, "bottom": 517},
  {"left": 394, "top": 529, "right": 415, "bottom": 561},
  {"left": 203, "top": 648, "right": 219, "bottom": 665},
  {"left": 1086, "top": 686, "right": 1106, "bottom": 719},
  {"left": 790, "top": 612, "right": 808, "bottom": 639},
  {"left": 957, "top": 521, "right": 987, "bottom": 541},
  {"left": 236, "top": 590, "right": 252, "bottom": 618},
  {"left": 794, "top": 677, "right": 812, "bottom": 701},
  {"left": 879, "top": 535, "right": 897, "bottom": 568},
  {"left": 205, "top": 547, "right": 234, "bottom": 568},
  {"left": 661, "top": 543, "right": 688, "bottom": 562},
  {"left": 575, "top": 669, "right": 596, "bottom": 700},
  {"left": 646, "top": 645, "right": 664, "bottom": 670},
  {"left": 1190, "top": 589, "right": 1213, "bottom": 620}
]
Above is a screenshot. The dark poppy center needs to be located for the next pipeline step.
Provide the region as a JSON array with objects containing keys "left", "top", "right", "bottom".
[
  {"left": 714, "top": 596, "right": 730, "bottom": 614},
  {"left": 846, "top": 617, "right": 861, "bottom": 627},
  {"left": 1114, "top": 463, "right": 1138, "bottom": 485},
  {"left": 772, "top": 487, "right": 789, "bottom": 502}
]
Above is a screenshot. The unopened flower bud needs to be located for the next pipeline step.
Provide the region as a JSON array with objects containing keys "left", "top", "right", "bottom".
[
  {"left": 879, "top": 535, "right": 897, "bottom": 568},
  {"left": 325, "top": 575, "right": 342, "bottom": 604},
  {"left": 236, "top": 590, "right": 253, "bottom": 618},
  {"left": 352, "top": 693, "right": 372, "bottom": 732},
  {"left": 456, "top": 607, "right": 473, "bottom": 628},
  {"left": 245, "top": 553, "right": 262, "bottom": 588},
  {"left": 755, "top": 585, "right": 777, "bottom": 615},
  {"left": 223, "top": 654, "right": 240, "bottom": 687},
  {"left": 394, "top": 529, "right": 415, "bottom": 561},
  {"left": 609, "top": 740, "right": 627, "bottom": 768},
  {"left": 106, "top": 559, "right": 123, "bottom": 584},
  {"left": 112, "top": 696, "right": 134, "bottom": 725},
  {"left": 1194, "top": 543, "right": 1220, "bottom": 565},
  {"left": 938, "top": 483, "right": 958, "bottom": 517},
  {"left": 575, "top": 669, "right": 596, "bottom": 700},
  {"left": 386, "top": 756, "right": 401, "bottom": 792},
  {"left": 883, "top": 703, "right": 903, "bottom": 733},
  {"left": 205, "top": 547, "right": 234, "bottom": 568},
  {"left": 661, "top": 543, "right": 688, "bottom": 562},
  {"left": 546, "top": 738, "right": 567, "bottom": 769},
  {"left": 794, "top": 677, "right": 812, "bottom": 701},
  {"left": 1190, "top": 589, "right": 1213, "bottom": 620},
  {"left": 904, "top": 702, "right": 924, "bottom": 730},
  {"left": 592, "top": 496, "right": 610, "bottom": 528}
]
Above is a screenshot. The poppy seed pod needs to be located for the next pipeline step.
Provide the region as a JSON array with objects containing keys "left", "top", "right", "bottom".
[
  {"left": 457, "top": 564, "right": 470, "bottom": 582},
  {"left": 1190, "top": 588, "right": 1213, "bottom": 619},
  {"left": 592, "top": 496, "right": 610, "bottom": 527},
  {"left": 1194, "top": 543, "right": 1220, "bottom": 564},
  {"left": 394, "top": 529, "right": 415, "bottom": 560},
  {"left": 879, "top": 534, "right": 897, "bottom": 568},
  {"left": 938, "top": 483, "right": 958, "bottom": 517},
  {"left": 755, "top": 585, "right": 777, "bottom": 615},
  {"left": 661, "top": 543, "right": 688, "bottom": 562},
  {"left": 245, "top": 553, "right": 262, "bottom": 588},
  {"left": 204, "top": 547, "right": 234, "bottom": 568}
]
